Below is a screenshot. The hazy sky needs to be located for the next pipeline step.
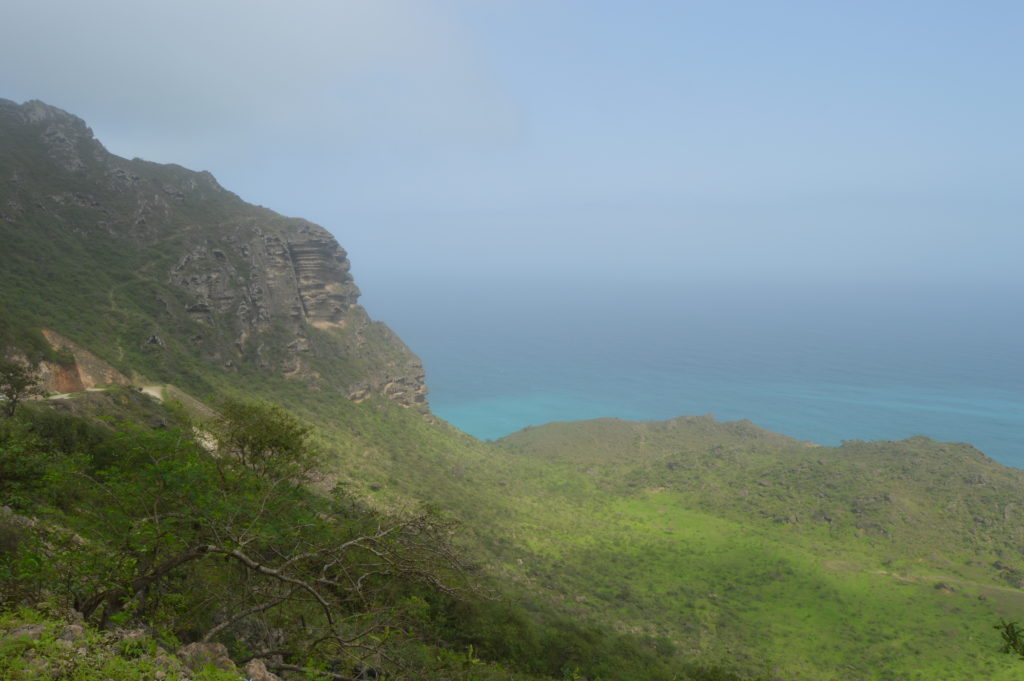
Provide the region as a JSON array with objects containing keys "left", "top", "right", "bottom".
[{"left": 3, "top": 0, "right": 1022, "bottom": 291}]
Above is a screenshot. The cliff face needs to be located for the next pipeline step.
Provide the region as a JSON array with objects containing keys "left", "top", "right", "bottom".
[
  {"left": 0, "top": 99, "right": 427, "bottom": 408},
  {"left": 171, "top": 227, "right": 359, "bottom": 331}
]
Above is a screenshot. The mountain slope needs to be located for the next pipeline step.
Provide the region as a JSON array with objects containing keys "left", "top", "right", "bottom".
[
  {"left": 0, "top": 98, "right": 425, "bottom": 406},
  {"left": 1, "top": 99, "right": 1023, "bottom": 681}
]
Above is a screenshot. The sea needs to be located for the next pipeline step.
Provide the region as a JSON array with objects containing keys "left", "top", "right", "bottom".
[{"left": 362, "top": 277, "right": 1024, "bottom": 470}]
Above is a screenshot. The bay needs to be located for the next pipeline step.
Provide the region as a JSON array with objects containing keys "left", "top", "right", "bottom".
[{"left": 362, "top": 277, "right": 1024, "bottom": 469}]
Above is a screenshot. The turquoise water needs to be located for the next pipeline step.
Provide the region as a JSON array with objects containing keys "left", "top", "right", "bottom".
[{"left": 364, "top": 278, "right": 1024, "bottom": 469}]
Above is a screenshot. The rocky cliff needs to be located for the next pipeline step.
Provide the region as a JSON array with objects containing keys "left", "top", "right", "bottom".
[{"left": 0, "top": 98, "right": 427, "bottom": 407}]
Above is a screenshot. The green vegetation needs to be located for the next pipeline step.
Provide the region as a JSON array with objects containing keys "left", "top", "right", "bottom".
[
  {"left": 995, "top": 620, "right": 1024, "bottom": 660},
  {"left": 0, "top": 608, "right": 241, "bottom": 681},
  {"left": 2, "top": 98, "right": 1023, "bottom": 679},
  {"left": 212, "top": 398, "right": 321, "bottom": 482},
  {"left": 0, "top": 396, "right": 744, "bottom": 681},
  {"left": 0, "top": 400, "right": 470, "bottom": 675},
  {"left": 169, "top": 388, "right": 1024, "bottom": 680},
  {"left": 0, "top": 359, "right": 43, "bottom": 417},
  {"left": 480, "top": 418, "right": 1024, "bottom": 680}
]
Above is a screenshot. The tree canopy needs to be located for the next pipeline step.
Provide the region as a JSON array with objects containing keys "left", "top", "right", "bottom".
[{"left": 0, "top": 359, "right": 42, "bottom": 418}]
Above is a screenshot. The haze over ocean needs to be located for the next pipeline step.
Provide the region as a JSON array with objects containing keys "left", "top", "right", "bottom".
[
  {"left": 7, "top": 2, "right": 1021, "bottom": 469},
  {"left": 365, "top": 277, "right": 1024, "bottom": 470}
]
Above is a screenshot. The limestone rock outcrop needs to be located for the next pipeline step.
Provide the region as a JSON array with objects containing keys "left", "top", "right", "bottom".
[{"left": 0, "top": 98, "right": 427, "bottom": 408}]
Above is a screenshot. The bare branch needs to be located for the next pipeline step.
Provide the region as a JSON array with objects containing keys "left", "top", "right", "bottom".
[
  {"left": 264, "top": 662, "right": 357, "bottom": 681},
  {"left": 201, "top": 586, "right": 299, "bottom": 642},
  {"left": 202, "top": 545, "right": 336, "bottom": 625}
]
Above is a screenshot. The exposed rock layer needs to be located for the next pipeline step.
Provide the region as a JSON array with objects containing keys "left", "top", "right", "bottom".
[{"left": 37, "top": 329, "right": 131, "bottom": 393}]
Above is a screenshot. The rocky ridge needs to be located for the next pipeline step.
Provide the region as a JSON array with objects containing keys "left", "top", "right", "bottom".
[{"left": 0, "top": 98, "right": 426, "bottom": 407}]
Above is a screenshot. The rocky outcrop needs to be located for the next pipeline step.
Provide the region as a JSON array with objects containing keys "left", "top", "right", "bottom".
[
  {"left": 170, "top": 224, "right": 360, "bottom": 331},
  {"left": 37, "top": 329, "right": 131, "bottom": 393},
  {"left": 10, "top": 100, "right": 106, "bottom": 172},
  {"left": 244, "top": 658, "right": 285, "bottom": 681},
  {"left": 0, "top": 98, "right": 428, "bottom": 408},
  {"left": 176, "top": 642, "right": 237, "bottom": 673},
  {"left": 5, "top": 329, "right": 132, "bottom": 395},
  {"left": 1, "top": 610, "right": 290, "bottom": 681},
  {"left": 165, "top": 220, "right": 425, "bottom": 406},
  {"left": 348, "top": 371, "right": 429, "bottom": 406},
  {"left": 33, "top": 360, "right": 86, "bottom": 394},
  {"left": 287, "top": 233, "right": 361, "bottom": 327}
]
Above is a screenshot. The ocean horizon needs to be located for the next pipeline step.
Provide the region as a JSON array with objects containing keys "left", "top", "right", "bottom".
[{"left": 362, "top": 276, "right": 1024, "bottom": 470}]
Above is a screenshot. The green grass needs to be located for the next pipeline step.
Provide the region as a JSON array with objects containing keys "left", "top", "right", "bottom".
[
  {"left": 188, "top": 395, "right": 1022, "bottom": 679},
  {"left": 464, "top": 418, "right": 1024, "bottom": 679}
]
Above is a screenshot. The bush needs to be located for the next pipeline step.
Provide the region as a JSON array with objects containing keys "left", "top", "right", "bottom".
[{"left": 213, "top": 399, "right": 320, "bottom": 483}]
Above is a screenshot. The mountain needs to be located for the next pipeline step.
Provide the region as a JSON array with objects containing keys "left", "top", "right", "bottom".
[
  {"left": 0, "top": 98, "right": 426, "bottom": 407},
  {"left": 1, "top": 99, "right": 1023, "bottom": 681}
]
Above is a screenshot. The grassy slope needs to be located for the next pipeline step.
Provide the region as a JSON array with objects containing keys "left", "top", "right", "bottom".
[
  {"left": 477, "top": 417, "right": 1024, "bottom": 680},
  {"left": 18, "top": 383, "right": 1024, "bottom": 680},
  {"left": 216, "top": 381, "right": 1024, "bottom": 679},
  {"left": 159, "top": 375, "right": 1024, "bottom": 679}
]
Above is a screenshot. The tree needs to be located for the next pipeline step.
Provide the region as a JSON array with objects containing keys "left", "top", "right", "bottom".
[
  {"left": 0, "top": 359, "right": 42, "bottom": 417},
  {"left": 996, "top": 620, "right": 1024, "bottom": 660},
  {"left": 212, "top": 398, "right": 320, "bottom": 483},
  {"left": 39, "top": 411, "right": 472, "bottom": 676}
]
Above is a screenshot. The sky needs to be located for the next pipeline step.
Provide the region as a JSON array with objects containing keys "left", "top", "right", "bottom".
[{"left": 2, "top": 0, "right": 1023, "bottom": 293}]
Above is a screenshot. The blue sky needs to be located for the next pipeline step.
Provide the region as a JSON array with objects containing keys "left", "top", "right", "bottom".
[{"left": 2, "top": 0, "right": 1022, "bottom": 291}]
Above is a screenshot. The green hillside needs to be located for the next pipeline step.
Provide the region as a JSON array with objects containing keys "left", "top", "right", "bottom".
[
  {"left": 0, "top": 98, "right": 426, "bottom": 406},
  {"left": 488, "top": 418, "right": 1024, "bottom": 679},
  {"left": 1, "top": 99, "right": 1022, "bottom": 680}
]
